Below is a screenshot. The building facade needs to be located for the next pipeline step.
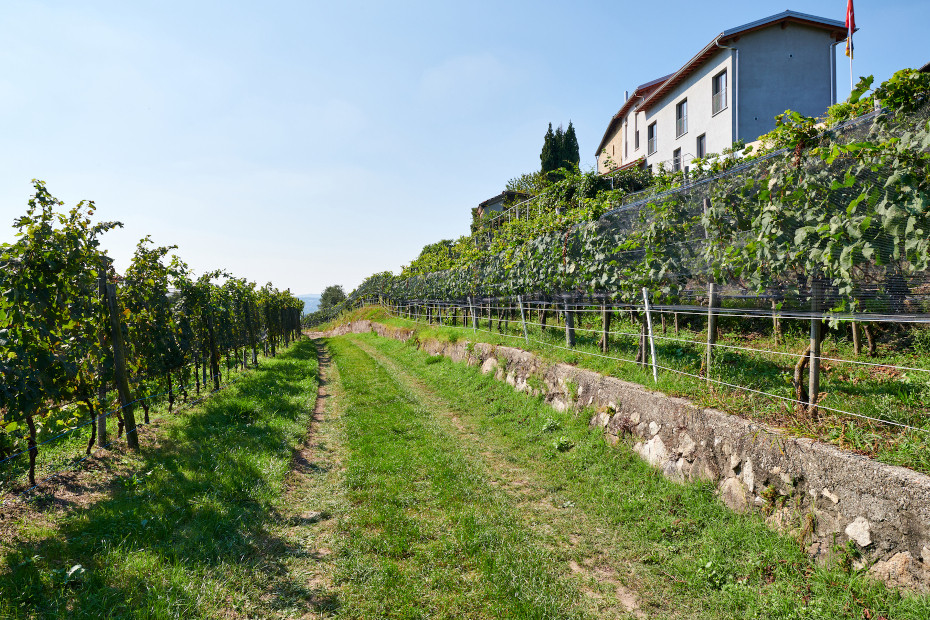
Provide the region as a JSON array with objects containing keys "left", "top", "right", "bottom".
[{"left": 596, "top": 10, "right": 851, "bottom": 174}]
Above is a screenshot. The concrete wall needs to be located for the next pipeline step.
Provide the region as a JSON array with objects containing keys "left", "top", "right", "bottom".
[
  {"left": 596, "top": 123, "right": 624, "bottom": 174},
  {"left": 643, "top": 51, "right": 734, "bottom": 170},
  {"left": 736, "top": 22, "right": 837, "bottom": 141},
  {"left": 627, "top": 107, "right": 648, "bottom": 166},
  {"left": 318, "top": 320, "right": 930, "bottom": 593}
]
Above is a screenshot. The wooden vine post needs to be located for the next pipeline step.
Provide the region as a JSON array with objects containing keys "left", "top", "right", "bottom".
[
  {"left": 705, "top": 283, "right": 719, "bottom": 380},
  {"left": 205, "top": 309, "right": 221, "bottom": 390},
  {"left": 563, "top": 294, "right": 576, "bottom": 348},
  {"left": 642, "top": 288, "right": 658, "bottom": 383},
  {"left": 600, "top": 299, "right": 611, "bottom": 353},
  {"left": 517, "top": 295, "right": 529, "bottom": 343},
  {"left": 245, "top": 299, "right": 258, "bottom": 366},
  {"left": 96, "top": 270, "right": 109, "bottom": 448},
  {"left": 702, "top": 198, "right": 719, "bottom": 381},
  {"left": 468, "top": 296, "right": 477, "bottom": 332},
  {"left": 104, "top": 282, "right": 139, "bottom": 450},
  {"left": 809, "top": 278, "right": 823, "bottom": 414}
]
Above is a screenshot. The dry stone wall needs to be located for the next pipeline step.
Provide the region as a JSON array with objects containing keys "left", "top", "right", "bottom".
[{"left": 317, "top": 320, "right": 930, "bottom": 592}]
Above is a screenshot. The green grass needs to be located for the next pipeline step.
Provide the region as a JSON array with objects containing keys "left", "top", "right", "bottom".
[
  {"left": 347, "top": 331, "right": 930, "bottom": 619},
  {"left": 0, "top": 354, "right": 270, "bottom": 496},
  {"left": 335, "top": 305, "right": 930, "bottom": 475},
  {"left": 0, "top": 340, "right": 321, "bottom": 619},
  {"left": 327, "top": 336, "right": 589, "bottom": 619}
]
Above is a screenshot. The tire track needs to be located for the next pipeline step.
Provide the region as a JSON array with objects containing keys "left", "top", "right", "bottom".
[{"left": 345, "top": 335, "right": 647, "bottom": 619}]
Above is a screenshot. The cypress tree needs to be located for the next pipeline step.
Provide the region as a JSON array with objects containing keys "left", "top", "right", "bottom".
[
  {"left": 540, "top": 123, "right": 557, "bottom": 173},
  {"left": 562, "top": 121, "right": 580, "bottom": 170}
]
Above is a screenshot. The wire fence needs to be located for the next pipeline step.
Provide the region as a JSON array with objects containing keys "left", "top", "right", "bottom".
[{"left": 374, "top": 295, "right": 930, "bottom": 439}]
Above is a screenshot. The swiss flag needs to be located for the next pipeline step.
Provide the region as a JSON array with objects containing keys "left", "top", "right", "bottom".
[{"left": 845, "top": 0, "right": 855, "bottom": 58}]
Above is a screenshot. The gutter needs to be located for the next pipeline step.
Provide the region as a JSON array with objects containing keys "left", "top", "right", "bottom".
[{"left": 715, "top": 37, "right": 739, "bottom": 144}]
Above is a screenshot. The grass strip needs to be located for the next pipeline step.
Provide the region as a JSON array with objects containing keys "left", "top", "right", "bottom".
[
  {"left": 351, "top": 331, "right": 930, "bottom": 620},
  {"left": 0, "top": 339, "right": 321, "bottom": 619},
  {"left": 326, "top": 306, "right": 930, "bottom": 476},
  {"left": 327, "top": 336, "right": 590, "bottom": 619}
]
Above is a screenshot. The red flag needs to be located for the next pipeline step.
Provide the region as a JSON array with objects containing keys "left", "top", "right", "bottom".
[{"left": 845, "top": 0, "right": 855, "bottom": 58}]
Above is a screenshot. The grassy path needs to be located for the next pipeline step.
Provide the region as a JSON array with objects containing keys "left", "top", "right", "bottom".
[
  {"left": 328, "top": 332, "right": 930, "bottom": 620},
  {"left": 326, "top": 336, "right": 592, "bottom": 619}
]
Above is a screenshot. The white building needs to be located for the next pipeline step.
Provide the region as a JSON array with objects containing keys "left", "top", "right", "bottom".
[{"left": 596, "top": 10, "right": 851, "bottom": 174}]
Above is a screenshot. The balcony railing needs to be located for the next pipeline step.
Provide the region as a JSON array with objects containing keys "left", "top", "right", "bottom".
[
  {"left": 712, "top": 89, "right": 727, "bottom": 115},
  {"left": 676, "top": 117, "right": 687, "bottom": 137},
  {"left": 647, "top": 136, "right": 657, "bottom": 155}
]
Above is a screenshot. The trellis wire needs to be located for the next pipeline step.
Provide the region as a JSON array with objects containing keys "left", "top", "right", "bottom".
[{"left": 380, "top": 300, "right": 928, "bottom": 434}]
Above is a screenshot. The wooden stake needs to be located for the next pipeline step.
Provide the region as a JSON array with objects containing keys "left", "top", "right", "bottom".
[
  {"left": 563, "top": 294, "right": 576, "bottom": 348},
  {"left": 105, "top": 282, "right": 139, "bottom": 450},
  {"left": 643, "top": 288, "right": 658, "bottom": 383},
  {"left": 705, "top": 283, "right": 719, "bottom": 380},
  {"left": 808, "top": 279, "right": 823, "bottom": 414}
]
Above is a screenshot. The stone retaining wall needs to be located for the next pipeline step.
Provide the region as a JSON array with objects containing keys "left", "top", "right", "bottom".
[{"left": 317, "top": 320, "right": 930, "bottom": 592}]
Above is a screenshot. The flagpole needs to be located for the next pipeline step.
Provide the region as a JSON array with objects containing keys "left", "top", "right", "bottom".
[
  {"left": 850, "top": 53, "right": 853, "bottom": 91},
  {"left": 846, "top": 0, "right": 855, "bottom": 92}
]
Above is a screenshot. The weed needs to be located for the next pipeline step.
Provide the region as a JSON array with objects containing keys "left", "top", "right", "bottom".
[
  {"left": 542, "top": 418, "right": 561, "bottom": 433},
  {"left": 565, "top": 379, "right": 579, "bottom": 403},
  {"left": 698, "top": 559, "right": 732, "bottom": 590}
]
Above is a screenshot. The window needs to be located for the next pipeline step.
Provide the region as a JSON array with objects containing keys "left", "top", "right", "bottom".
[
  {"left": 634, "top": 115, "right": 640, "bottom": 150},
  {"left": 672, "top": 148, "right": 681, "bottom": 172},
  {"left": 675, "top": 99, "right": 688, "bottom": 137},
  {"left": 696, "top": 134, "right": 706, "bottom": 158},
  {"left": 712, "top": 70, "right": 727, "bottom": 115},
  {"left": 647, "top": 122, "right": 657, "bottom": 155}
]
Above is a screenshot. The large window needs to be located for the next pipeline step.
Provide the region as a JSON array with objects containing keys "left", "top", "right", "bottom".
[
  {"left": 647, "top": 122, "right": 657, "bottom": 155},
  {"left": 696, "top": 133, "right": 706, "bottom": 158},
  {"left": 672, "top": 148, "right": 682, "bottom": 172},
  {"left": 676, "top": 99, "right": 688, "bottom": 137},
  {"left": 712, "top": 70, "right": 727, "bottom": 115}
]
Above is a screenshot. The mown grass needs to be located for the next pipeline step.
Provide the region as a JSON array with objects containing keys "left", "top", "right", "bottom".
[
  {"left": 351, "top": 331, "right": 930, "bottom": 619},
  {"left": 326, "top": 305, "right": 930, "bottom": 475},
  {"left": 0, "top": 340, "right": 320, "bottom": 619},
  {"left": 327, "top": 336, "right": 591, "bottom": 619},
  {"left": 0, "top": 354, "right": 270, "bottom": 497}
]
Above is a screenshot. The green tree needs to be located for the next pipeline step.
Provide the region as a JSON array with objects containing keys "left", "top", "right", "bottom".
[
  {"left": 561, "top": 121, "right": 580, "bottom": 170},
  {"left": 540, "top": 123, "right": 558, "bottom": 173},
  {"left": 541, "top": 122, "right": 581, "bottom": 177},
  {"left": 320, "top": 285, "right": 346, "bottom": 310}
]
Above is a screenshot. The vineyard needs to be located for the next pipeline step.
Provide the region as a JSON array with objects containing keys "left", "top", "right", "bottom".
[
  {"left": 338, "top": 70, "right": 930, "bottom": 471},
  {"left": 0, "top": 181, "right": 303, "bottom": 494}
]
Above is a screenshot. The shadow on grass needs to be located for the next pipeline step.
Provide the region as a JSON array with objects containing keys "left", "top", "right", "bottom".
[{"left": 0, "top": 339, "right": 339, "bottom": 619}]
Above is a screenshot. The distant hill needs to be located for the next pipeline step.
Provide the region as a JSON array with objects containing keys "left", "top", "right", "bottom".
[{"left": 296, "top": 294, "right": 321, "bottom": 313}]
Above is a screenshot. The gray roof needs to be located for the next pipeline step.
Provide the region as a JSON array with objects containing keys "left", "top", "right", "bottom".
[{"left": 721, "top": 10, "right": 847, "bottom": 37}]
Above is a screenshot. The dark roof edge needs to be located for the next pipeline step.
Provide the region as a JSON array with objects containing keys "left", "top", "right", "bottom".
[
  {"left": 641, "top": 10, "right": 850, "bottom": 111},
  {"left": 594, "top": 75, "right": 672, "bottom": 156}
]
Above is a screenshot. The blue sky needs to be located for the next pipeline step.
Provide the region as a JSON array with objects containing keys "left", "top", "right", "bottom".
[{"left": 1, "top": 0, "right": 926, "bottom": 294}]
